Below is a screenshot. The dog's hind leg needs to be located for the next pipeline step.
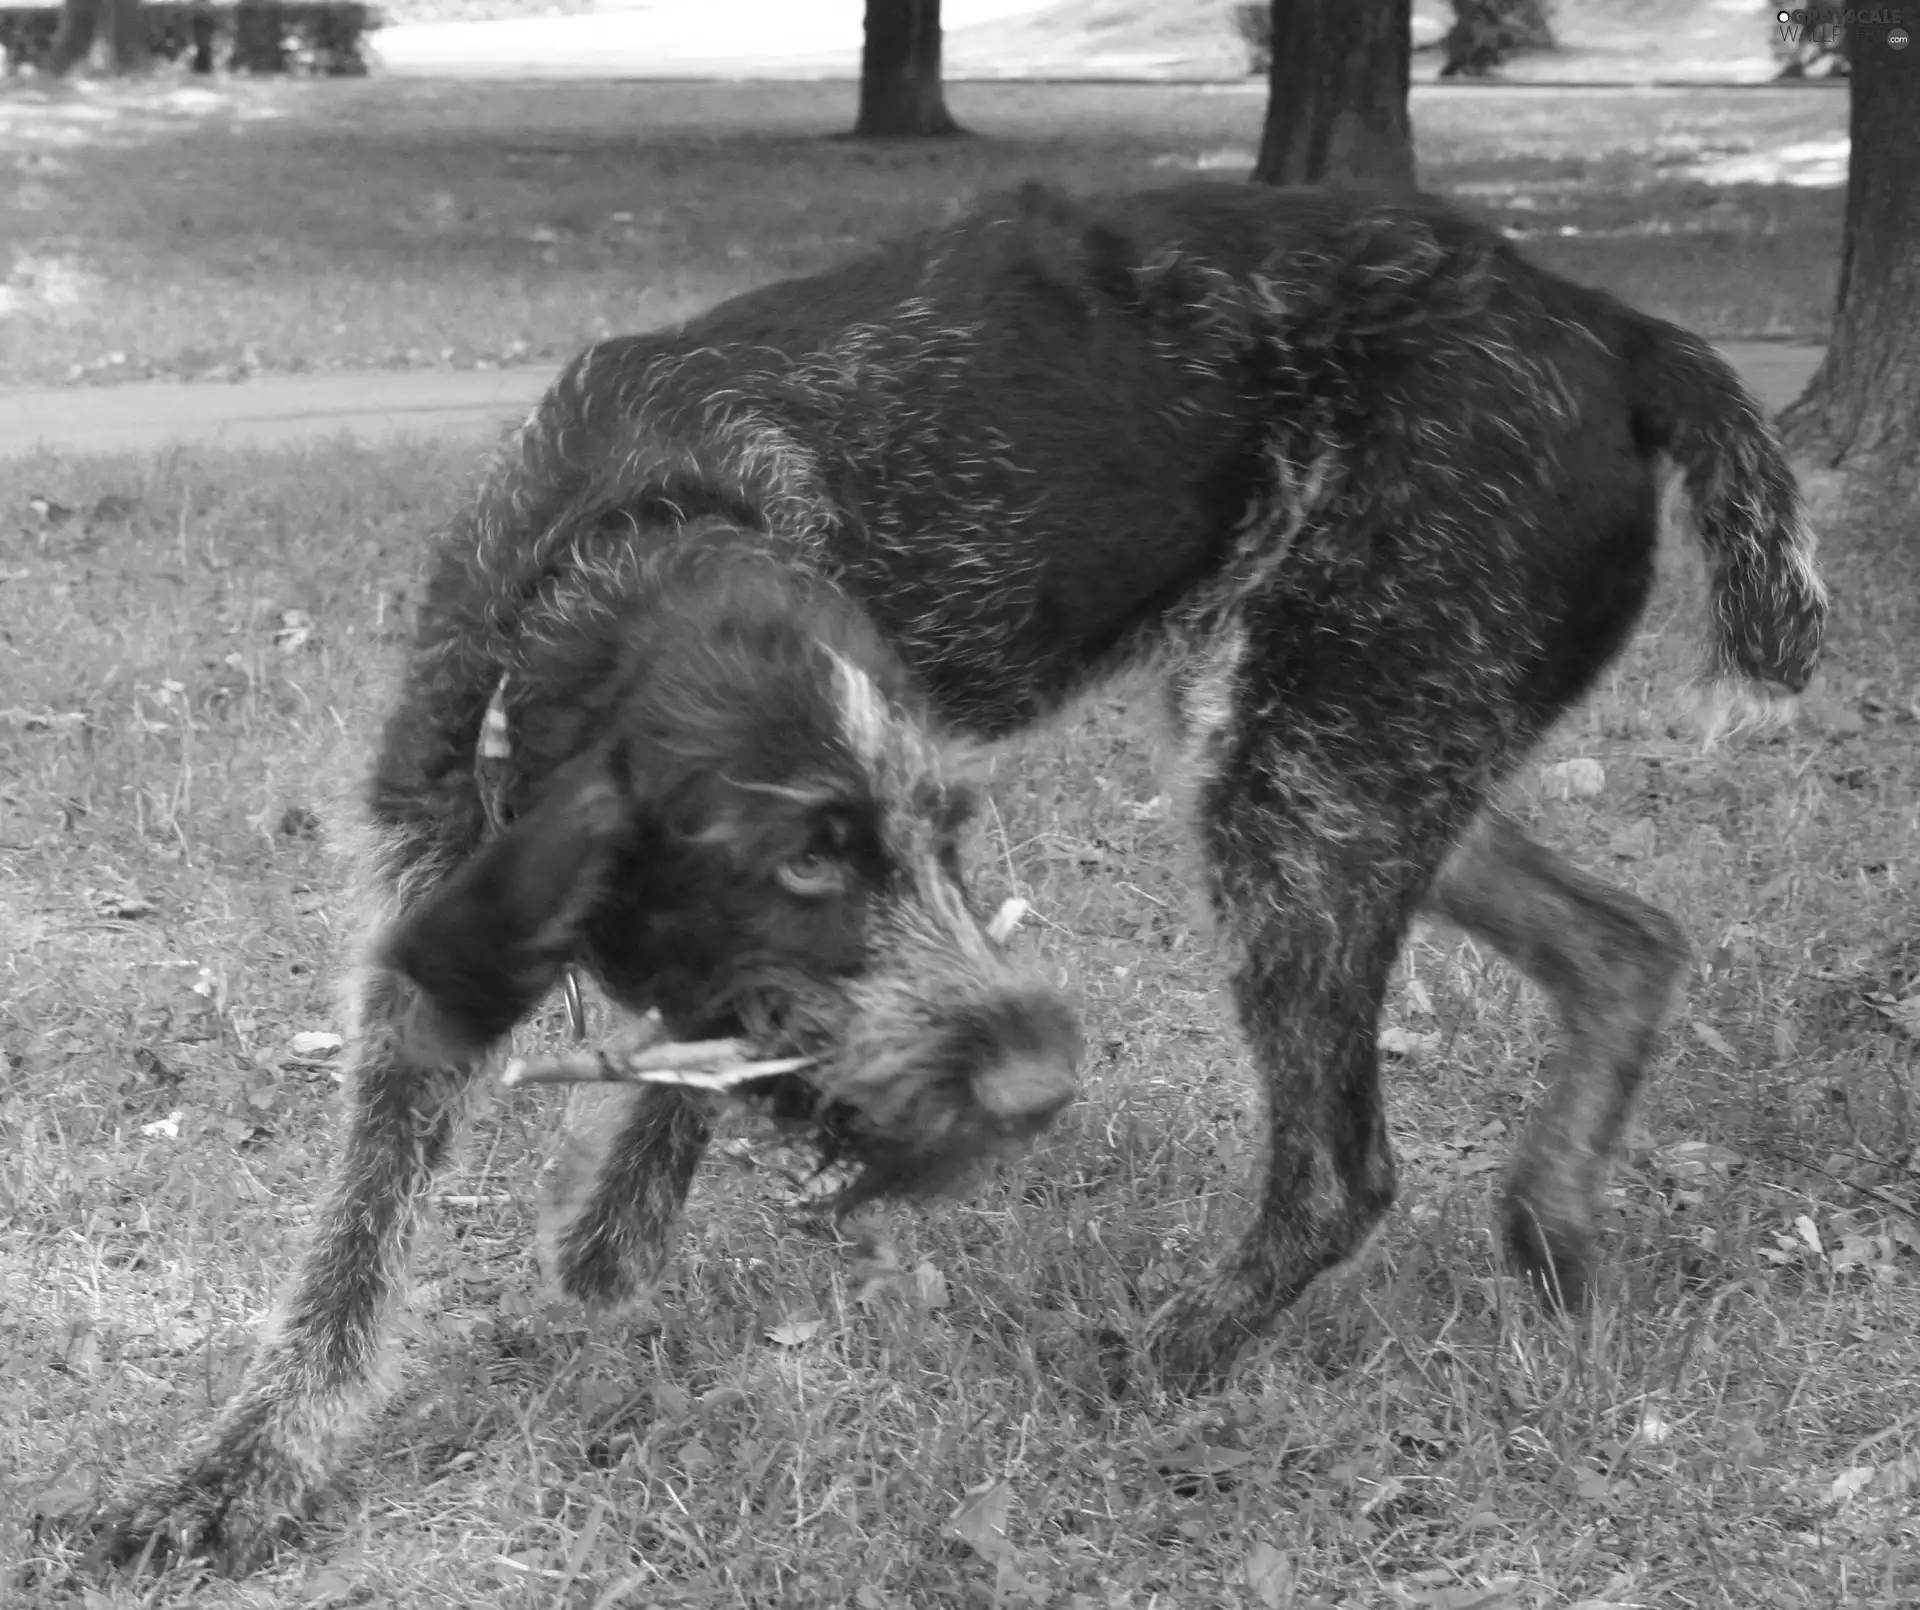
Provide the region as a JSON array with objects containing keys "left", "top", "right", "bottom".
[
  {"left": 1147, "top": 626, "right": 1476, "bottom": 1390},
  {"left": 1425, "top": 810, "right": 1689, "bottom": 1308}
]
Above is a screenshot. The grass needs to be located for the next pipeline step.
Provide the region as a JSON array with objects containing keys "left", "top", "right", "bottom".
[
  {"left": 0, "top": 63, "right": 1907, "bottom": 1608},
  {"left": 0, "top": 421, "right": 1917, "bottom": 1609},
  {"left": 0, "top": 79, "right": 1843, "bottom": 389}
]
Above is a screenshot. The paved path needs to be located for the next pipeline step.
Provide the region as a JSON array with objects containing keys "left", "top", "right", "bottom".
[
  {"left": 0, "top": 368, "right": 559, "bottom": 458},
  {"left": 0, "top": 343, "right": 1824, "bottom": 461}
]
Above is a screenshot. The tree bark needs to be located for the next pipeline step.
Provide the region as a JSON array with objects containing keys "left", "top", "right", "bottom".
[
  {"left": 1777, "top": 20, "right": 1920, "bottom": 493},
  {"left": 1254, "top": 0, "right": 1415, "bottom": 188},
  {"left": 232, "top": 0, "right": 289, "bottom": 73},
  {"left": 854, "top": 0, "right": 964, "bottom": 139},
  {"left": 48, "top": 0, "right": 148, "bottom": 75}
]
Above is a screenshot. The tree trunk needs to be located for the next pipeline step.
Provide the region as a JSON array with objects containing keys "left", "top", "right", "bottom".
[
  {"left": 1254, "top": 0, "right": 1415, "bottom": 188},
  {"left": 1778, "top": 20, "right": 1920, "bottom": 495},
  {"left": 232, "top": 0, "right": 289, "bottom": 73},
  {"left": 47, "top": 0, "right": 99, "bottom": 73},
  {"left": 854, "top": 0, "right": 964, "bottom": 139},
  {"left": 48, "top": 0, "right": 147, "bottom": 75}
]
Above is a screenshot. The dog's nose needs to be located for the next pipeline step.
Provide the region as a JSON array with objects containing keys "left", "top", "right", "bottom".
[{"left": 966, "top": 988, "right": 1082, "bottom": 1128}]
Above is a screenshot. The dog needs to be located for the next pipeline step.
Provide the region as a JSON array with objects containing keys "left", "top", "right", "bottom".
[{"left": 92, "top": 179, "right": 1827, "bottom": 1573}]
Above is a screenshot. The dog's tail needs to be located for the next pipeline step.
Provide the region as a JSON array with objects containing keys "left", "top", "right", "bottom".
[{"left": 1620, "top": 312, "right": 1830, "bottom": 741}]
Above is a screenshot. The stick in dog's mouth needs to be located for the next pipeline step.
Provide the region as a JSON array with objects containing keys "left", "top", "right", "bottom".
[
  {"left": 499, "top": 897, "right": 1034, "bottom": 1095},
  {"left": 500, "top": 1040, "right": 815, "bottom": 1092}
]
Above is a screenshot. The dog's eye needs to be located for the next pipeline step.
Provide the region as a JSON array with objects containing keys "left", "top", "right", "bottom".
[{"left": 777, "top": 848, "right": 847, "bottom": 898}]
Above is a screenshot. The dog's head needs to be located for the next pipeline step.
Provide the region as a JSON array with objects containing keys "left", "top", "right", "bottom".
[{"left": 381, "top": 524, "right": 1081, "bottom": 1201}]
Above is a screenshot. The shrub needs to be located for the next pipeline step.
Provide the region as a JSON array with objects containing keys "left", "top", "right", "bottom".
[
  {"left": 1439, "top": 0, "right": 1554, "bottom": 78},
  {"left": 1771, "top": 15, "right": 1850, "bottom": 79},
  {"left": 0, "top": 1, "right": 380, "bottom": 77},
  {"left": 1232, "top": 1, "right": 1269, "bottom": 76},
  {"left": 1234, "top": 1, "right": 1514, "bottom": 80}
]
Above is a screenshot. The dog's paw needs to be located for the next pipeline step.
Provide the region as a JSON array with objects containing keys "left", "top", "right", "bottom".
[
  {"left": 1500, "top": 1186, "right": 1599, "bottom": 1315},
  {"left": 1023, "top": 1314, "right": 1137, "bottom": 1408},
  {"left": 1142, "top": 1291, "right": 1253, "bottom": 1396},
  {"left": 545, "top": 1223, "right": 653, "bottom": 1312},
  {"left": 85, "top": 1439, "right": 321, "bottom": 1578}
]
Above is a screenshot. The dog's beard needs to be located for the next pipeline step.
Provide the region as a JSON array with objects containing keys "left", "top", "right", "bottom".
[
  {"left": 663, "top": 968, "right": 875, "bottom": 1188},
  {"left": 664, "top": 967, "right": 1009, "bottom": 1207},
  {"left": 675, "top": 961, "right": 1069, "bottom": 1213}
]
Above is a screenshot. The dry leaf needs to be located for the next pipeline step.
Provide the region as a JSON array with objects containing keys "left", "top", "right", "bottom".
[
  {"left": 1157, "top": 1443, "right": 1256, "bottom": 1478},
  {"left": 651, "top": 1380, "right": 690, "bottom": 1424},
  {"left": 1568, "top": 1463, "right": 1611, "bottom": 1503},
  {"left": 88, "top": 890, "right": 158, "bottom": 920},
  {"left": 289, "top": 1031, "right": 344, "bottom": 1058},
  {"left": 1867, "top": 1450, "right": 1920, "bottom": 1502},
  {"left": 1607, "top": 818, "right": 1655, "bottom": 861},
  {"left": 1809, "top": 695, "right": 1866, "bottom": 737},
  {"left": 914, "top": 1261, "right": 951, "bottom": 1310},
  {"left": 1793, "top": 1214, "right": 1825, "bottom": 1258},
  {"left": 1414, "top": 1585, "right": 1523, "bottom": 1610},
  {"left": 767, "top": 1316, "right": 825, "bottom": 1347},
  {"left": 1379, "top": 1025, "right": 1439, "bottom": 1061},
  {"left": 1689, "top": 1020, "right": 1737, "bottom": 1061},
  {"left": 783, "top": 1161, "right": 859, "bottom": 1208},
  {"left": 140, "top": 1110, "right": 183, "bottom": 1141},
  {"left": 852, "top": 1278, "right": 905, "bottom": 1318},
  {"left": 576, "top": 1377, "right": 628, "bottom": 1420},
  {"left": 1, "top": 707, "right": 87, "bottom": 732},
  {"left": 1658, "top": 1138, "right": 1745, "bottom": 1179},
  {"left": 985, "top": 896, "right": 1031, "bottom": 944},
  {"left": 1869, "top": 993, "right": 1920, "bottom": 1039},
  {"left": 949, "top": 1476, "right": 1016, "bottom": 1566},
  {"left": 302, "top": 1568, "right": 359, "bottom": 1605},
  {"left": 1565, "top": 1582, "right": 1639, "bottom": 1610},
  {"left": 1830, "top": 1465, "right": 1875, "bottom": 1503},
  {"left": 1244, "top": 1540, "right": 1293, "bottom": 1609},
  {"left": 274, "top": 609, "right": 315, "bottom": 652},
  {"left": 27, "top": 1473, "right": 93, "bottom": 1518},
  {"left": 1540, "top": 757, "right": 1606, "bottom": 799}
]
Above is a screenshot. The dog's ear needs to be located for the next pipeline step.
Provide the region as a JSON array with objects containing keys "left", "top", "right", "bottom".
[{"left": 382, "top": 751, "right": 633, "bottom": 1048}]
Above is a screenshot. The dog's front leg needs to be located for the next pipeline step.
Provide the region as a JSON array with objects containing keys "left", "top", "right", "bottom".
[
  {"left": 540, "top": 1081, "right": 713, "bottom": 1310},
  {"left": 90, "top": 963, "right": 485, "bottom": 1574}
]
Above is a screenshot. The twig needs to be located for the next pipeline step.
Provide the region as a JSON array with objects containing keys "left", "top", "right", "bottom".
[{"left": 501, "top": 1039, "right": 814, "bottom": 1092}]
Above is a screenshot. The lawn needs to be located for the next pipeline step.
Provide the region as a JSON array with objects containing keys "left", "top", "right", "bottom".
[
  {"left": 3, "top": 70, "right": 1916, "bottom": 1610},
  {"left": 2, "top": 435, "right": 1917, "bottom": 1607},
  {"left": 0, "top": 78, "right": 1843, "bottom": 388}
]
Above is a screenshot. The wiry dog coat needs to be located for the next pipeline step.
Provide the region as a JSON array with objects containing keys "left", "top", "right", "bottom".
[{"left": 95, "top": 179, "right": 1826, "bottom": 1573}]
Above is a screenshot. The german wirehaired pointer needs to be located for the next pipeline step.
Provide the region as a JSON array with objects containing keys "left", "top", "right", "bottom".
[{"left": 94, "top": 180, "right": 1827, "bottom": 1571}]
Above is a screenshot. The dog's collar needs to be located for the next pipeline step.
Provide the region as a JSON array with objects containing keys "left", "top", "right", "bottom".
[{"left": 476, "top": 673, "right": 589, "bottom": 1043}]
